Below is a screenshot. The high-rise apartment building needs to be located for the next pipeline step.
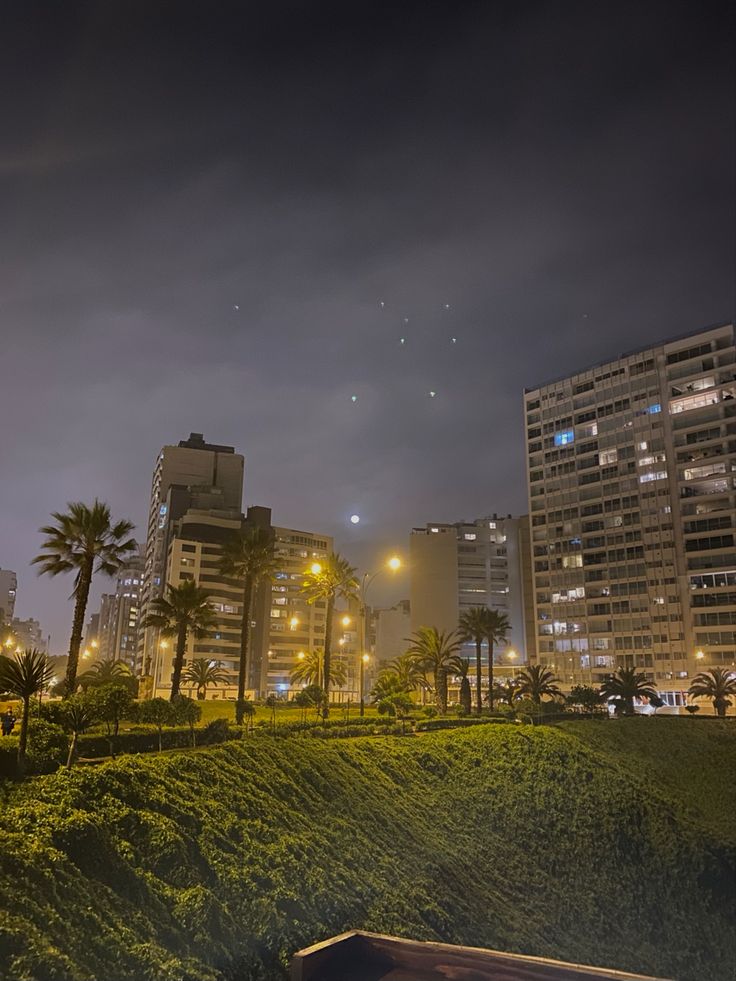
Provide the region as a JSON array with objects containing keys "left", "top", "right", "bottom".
[
  {"left": 410, "top": 515, "right": 533, "bottom": 671},
  {"left": 97, "top": 545, "right": 145, "bottom": 668},
  {"left": 524, "top": 322, "right": 736, "bottom": 704},
  {"left": 10, "top": 617, "right": 47, "bottom": 654},
  {"left": 137, "top": 433, "right": 244, "bottom": 675},
  {"left": 263, "top": 526, "right": 333, "bottom": 696},
  {"left": 374, "top": 600, "right": 411, "bottom": 667},
  {"left": 0, "top": 569, "right": 17, "bottom": 623}
]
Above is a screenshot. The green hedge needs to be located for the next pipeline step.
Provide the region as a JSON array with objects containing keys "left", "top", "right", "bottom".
[
  {"left": 0, "top": 722, "right": 733, "bottom": 981},
  {"left": 415, "top": 717, "right": 513, "bottom": 732}
]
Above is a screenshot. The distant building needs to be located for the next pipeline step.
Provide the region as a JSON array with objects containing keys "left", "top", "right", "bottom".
[
  {"left": 410, "top": 515, "right": 534, "bottom": 674},
  {"left": 374, "top": 600, "right": 411, "bottom": 667},
  {"left": 0, "top": 569, "right": 17, "bottom": 623},
  {"left": 137, "top": 433, "right": 245, "bottom": 675},
  {"left": 523, "top": 321, "right": 736, "bottom": 702},
  {"left": 263, "top": 525, "right": 333, "bottom": 697},
  {"left": 11, "top": 617, "right": 47, "bottom": 654},
  {"left": 96, "top": 544, "right": 145, "bottom": 668}
]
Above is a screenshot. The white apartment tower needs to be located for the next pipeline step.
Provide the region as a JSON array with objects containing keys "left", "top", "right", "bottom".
[
  {"left": 524, "top": 322, "right": 736, "bottom": 704},
  {"left": 410, "top": 515, "right": 532, "bottom": 669}
]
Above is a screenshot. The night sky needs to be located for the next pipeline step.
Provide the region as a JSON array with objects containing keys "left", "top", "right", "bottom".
[{"left": 2, "top": 1, "right": 734, "bottom": 651}]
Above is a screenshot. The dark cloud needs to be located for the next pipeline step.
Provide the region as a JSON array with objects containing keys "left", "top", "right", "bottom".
[{"left": 1, "top": 0, "right": 733, "bottom": 646}]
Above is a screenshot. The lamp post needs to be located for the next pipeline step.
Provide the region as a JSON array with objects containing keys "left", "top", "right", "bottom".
[{"left": 357, "top": 555, "right": 402, "bottom": 716}]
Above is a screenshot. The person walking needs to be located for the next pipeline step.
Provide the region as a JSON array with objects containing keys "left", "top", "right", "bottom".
[{"left": 1, "top": 709, "right": 16, "bottom": 736}]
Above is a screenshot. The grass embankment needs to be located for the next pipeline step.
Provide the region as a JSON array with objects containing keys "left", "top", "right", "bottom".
[{"left": 0, "top": 721, "right": 733, "bottom": 981}]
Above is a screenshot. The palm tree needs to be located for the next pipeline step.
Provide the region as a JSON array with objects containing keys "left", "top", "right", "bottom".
[
  {"left": 370, "top": 669, "right": 410, "bottom": 704},
  {"left": 455, "top": 658, "right": 472, "bottom": 714},
  {"left": 300, "top": 553, "right": 358, "bottom": 717},
  {"left": 405, "top": 627, "right": 463, "bottom": 713},
  {"left": 32, "top": 500, "right": 136, "bottom": 696},
  {"left": 386, "top": 653, "right": 429, "bottom": 695},
  {"left": 0, "top": 649, "right": 54, "bottom": 770},
  {"left": 484, "top": 610, "right": 510, "bottom": 711},
  {"left": 58, "top": 693, "right": 98, "bottom": 769},
  {"left": 77, "top": 657, "right": 132, "bottom": 689},
  {"left": 517, "top": 664, "right": 563, "bottom": 705},
  {"left": 600, "top": 667, "right": 657, "bottom": 716},
  {"left": 182, "top": 658, "right": 230, "bottom": 699},
  {"left": 219, "top": 526, "right": 277, "bottom": 724},
  {"left": 289, "top": 649, "right": 348, "bottom": 689},
  {"left": 688, "top": 668, "right": 736, "bottom": 718},
  {"left": 142, "top": 580, "right": 217, "bottom": 700},
  {"left": 458, "top": 607, "right": 490, "bottom": 714}
]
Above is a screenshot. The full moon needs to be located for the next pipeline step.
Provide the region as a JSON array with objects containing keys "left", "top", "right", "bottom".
[{"left": 350, "top": 514, "right": 360, "bottom": 524}]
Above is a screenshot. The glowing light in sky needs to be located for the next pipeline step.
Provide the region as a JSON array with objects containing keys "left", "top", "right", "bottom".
[{"left": 350, "top": 514, "right": 360, "bottom": 524}]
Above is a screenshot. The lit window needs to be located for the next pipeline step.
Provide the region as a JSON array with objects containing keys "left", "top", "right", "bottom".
[
  {"left": 464, "top": 533, "right": 476, "bottom": 541},
  {"left": 488, "top": 521, "right": 496, "bottom": 529},
  {"left": 637, "top": 441, "right": 648, "bottom": 451},
  {"left": 648, "top": 403, "right": 662, "bottom": 414},
  {"left": 600, "top": 449, "right": 618, "bottom": 466},
  {"left": 554, "top": 429, "right": 575, "bottom": 446},
  {"left": 431, "top": 527, "right": 439, "bottom": 533},
  {"left": 639, "top": 470, "right": 667, "bottom": 483}
]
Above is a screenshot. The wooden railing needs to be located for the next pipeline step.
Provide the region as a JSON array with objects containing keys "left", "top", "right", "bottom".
[{"left": 290, "top": 931, "right": 669, "bottom": 981}]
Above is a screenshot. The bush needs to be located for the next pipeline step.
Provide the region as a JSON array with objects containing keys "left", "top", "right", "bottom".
[
  {"left": 0, "top": 720, "right": 69, "bottom": 778},
  {"left": 415, "top": 717, "right": 512, "bottom": 732}
]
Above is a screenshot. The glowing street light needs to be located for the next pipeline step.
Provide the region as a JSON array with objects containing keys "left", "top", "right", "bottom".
[
  {"left": 696, "top": 650, "right": 705, "bottom": 660},
  {"left": 387, "top": 556, "right": 401, "bottom": 571},
  {"left": 289, "top": 616, "right": 299, "bottom": 629},
  {"left": 507, "top": 649, "right": 517, "bottom": 660},
  {"left": 310, "top": 562, "right": 322, "bottom": 575},
  {"left": 297, "top": 651, "right": 305, "bottom": 660},
  {"left": 341, "top": 615, "right": 351, "bottom": 627}
]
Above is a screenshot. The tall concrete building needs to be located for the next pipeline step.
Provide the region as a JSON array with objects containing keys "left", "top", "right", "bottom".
[
  {"left": 524, "top": 322, "right": 736, "bottom": 705},
  {"left": 374, "top": 600, "right": 411, "bottom": 667},
  {"left": 137, "top": 433, "right": 244, "bottom": 675},
  {"left": 263, "top": 526, "right": 333, "bottom": 696},
  {"left": 0, "top": 569, "right": 17, "bottom": 623},
  {"left": 97, "top": 544, "right": 145, "bottom": 668},
  {"left": 410, "top": 515, "right": 533, "bottom": 671},
  {"left": 10, "top": 617, "right": 47, "bottom": 654}
]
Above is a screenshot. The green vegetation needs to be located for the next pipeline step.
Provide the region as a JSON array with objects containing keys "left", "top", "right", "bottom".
[{"left": 0, "top": 721, "right": 733, "bottom": 981}]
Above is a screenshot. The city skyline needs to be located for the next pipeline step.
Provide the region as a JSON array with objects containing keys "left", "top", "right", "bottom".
[{"left": 2, "top": 2, "right": 733, "bottom": 647}]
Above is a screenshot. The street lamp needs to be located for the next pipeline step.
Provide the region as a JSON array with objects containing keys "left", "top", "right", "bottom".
[
  {"left": 357, "top": 555, "right": 403, "bottom": 716},
  {"left": 696, "top": 650, "right": 705, "bottom": 660}
]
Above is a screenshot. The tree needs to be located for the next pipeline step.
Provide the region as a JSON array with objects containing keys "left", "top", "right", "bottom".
[
  {"left": 265, "top": 693, "right": 278, "bottom": 728},
  {"left": 517, "top": 664, "right": 563, "bottom": 705},
  {"left": 455, "top": 658, "right": 472, "bottom": 715},
  {"left": 387, "top": 653, "right": 429, "bottom": 695},
  {"left": 182, "top": 658, "right": 229, "bottom": 700},
  {"left": 492, "top": 678, "right": 523, "bottom": 706},
  {"left": 0, "top": 649, "right": 54, "bottom": 771},
  {"left": 688, "top": 668, "right": 736, "bottom": 718},
  {"left": 484, "top": 610, "right": 510, "bottom": 711},
  {"left": 600, "top": 667, "right": 657, "bottom": 716},
  {"left": 458, "top": 607, "right": 490, "bottom": 715},
  {"left": 77, "top": 657, "right": 135, "bottom": 693},
  {"left": 566, "top": 685, "right": 604, "bottom": 714},
  {"left": 139, "top": 697, "right": 176, "bottom": 751},
  {"left": 300, "top": 553, "right": 358, "bottom": 717},
  {"left": 238, "top": 698, "right": 256, "bottom": 732},
  {"left": 142, "top": 580, "right": 217, "bottom": 699},
  {"left": 289, "top": 649, "right": 347, "bottom": 690},
  {"left": 377, "top": 691, "right": 414, "bottom": 732},
  {"left": 405, "top": 627, "right": 462, "bottom": 714},
  {"left": 58, "top": 692, "right": 98, "bottom": 769},
  {"left": 371, "top": 669, "right": 410, "bottom": 705},
  {"left": 219, "top": 526, "right": 277, "bottom": 724},
  {"left": 87, "top": 683, "right": 135, "bottom": 756},
  {"left": 293, "top": 686, "right": 322, "bottom": 722},
  {"left": 171, "top": 696, "right": 202, "bottom": 746},
  {"left": 32, "top": 500, "right": 136, "bottom": 696}
]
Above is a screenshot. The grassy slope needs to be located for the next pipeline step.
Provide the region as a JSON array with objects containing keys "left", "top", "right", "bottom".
[{"left": 0, "top": 722, "right": 733, "bottom": 981}]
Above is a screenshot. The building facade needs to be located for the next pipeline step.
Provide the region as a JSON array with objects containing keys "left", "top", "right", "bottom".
[
  {"left": 96, "top": 545, "right": 145, "bottom": 668},
  {"left": 10, "top": 617, "right": 47, "bottom": 654},
  {"left": 374, "top": 600, "right": 411, "bottom": 667},
  {"left": 0, "top": 569, "right": 17, "bottom": 623},
  {"left": 409, "top": 515, "right": 533, "bottom": 672},
  {"left": 137, "top": 433, "right": 245, "bottom": 675},
  {"left": 524, "top": 322, "right": 736, "bottom": 703}
]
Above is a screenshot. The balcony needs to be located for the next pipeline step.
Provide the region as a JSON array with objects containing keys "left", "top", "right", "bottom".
[{"left": 290, "top": 932, "right": 667, "bottom": 981}]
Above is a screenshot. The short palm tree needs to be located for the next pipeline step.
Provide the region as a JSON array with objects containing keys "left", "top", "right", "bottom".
[
  {"left": 688, "top": 668, "right": 736, "bottom": 718},
  {"left": 386, "top": 653, "right": 429, "bottom": 694},
  {"left": 300, "top": 553, "right": 358, "bottom": 717},
  {"left": 517, "top": 664, "right": 563, "bottom": 705},
  {"left": 182, "top": 658, "right": 230, "bottom": 699},
  {"left": 458, "top": 607, "right": 490, "bottom": 714},
  {"left": 142, "top": 580, "right": 217, "bottom": 700},
  {"left": 58, "top": 693, "right": 98, "bottom": 769},
  {"left": 289, "top": 649, "right": 347, "bottom": 689},
  {"left": 405, "top": 626, "right": 463, "bottom": 713},
  {"left": 0, "top": 648, "right": 54, "bottom": 770},
  {"left": 371, "top": 669, "right": 410, "bottom": 704},
  {"left": 484, "top": 610, "right": 510, "bottom": 711},
  {"left": 219, "top": 526, "right": 277, "bottom": 724},
  {"left": 600, "top": 666, "right": 657, "bottom": 715},
  {"left": 77, "top": 657, "right": 132, "bottom": 689},
  {"left": 32, "top": 500, "right": 136, "bottom": 696}
]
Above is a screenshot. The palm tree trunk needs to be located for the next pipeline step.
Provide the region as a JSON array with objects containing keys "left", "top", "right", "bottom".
[
  {"left": 236, "top": 577, "right": 254, "bottom": 725},
  {"left": 488, "top": 639, "right": 495, "bottom": 711},
  {"left": 322, "top": 594, "right": 334, "bottom": 718},
  {"left": 437, "top": 668, "right": 447, "bottom": 713},
  {"left": 170, "top": 622, "right": 188, "bottom": 699},
  {"left": 64, "top": 557, "right": 93, "bottom": 697},
  {"left": 66, "top": 731, "right": 78, "bottom": 770},
  {"left": 475, "top": 638, "right": 483, "bottom": 714},
  {"left": 17, "top": 696, "right": 30, "bottom": 770}
]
